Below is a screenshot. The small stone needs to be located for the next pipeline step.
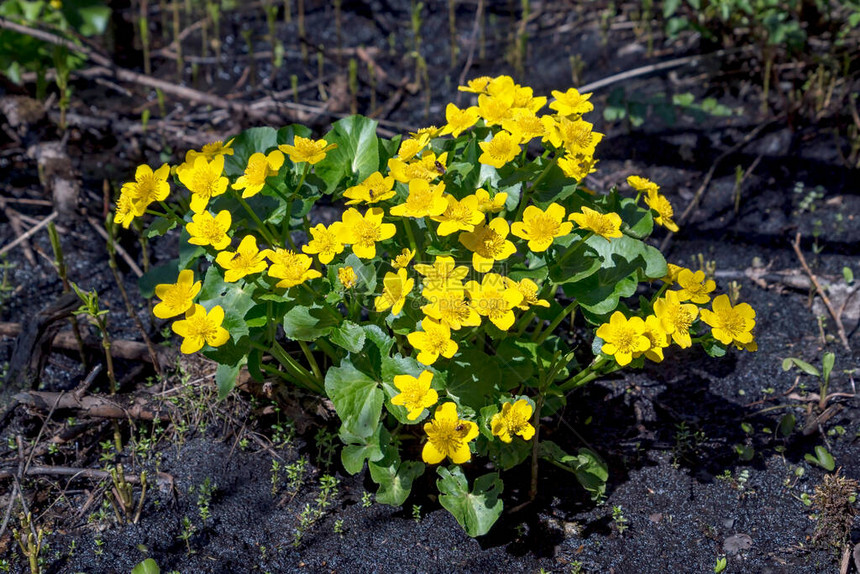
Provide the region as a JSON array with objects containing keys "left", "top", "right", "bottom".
[
  {"left": 723, "top": 533, "right": 753, "bottom": 555},
  {"left": 649, "top": 513, "right": 663, "bottom": 523},
  {"left": 722, "top": 518, "right": 735, "bottom": 529}
]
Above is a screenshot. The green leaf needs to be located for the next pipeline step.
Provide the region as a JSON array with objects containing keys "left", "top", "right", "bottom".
[
  {"left": 341, "top": 423, "right": 386, "bottom": 475},
  {"left": 197, "top": 266, "right": 255, "bottom": 340},
  {"left": 437, "top": 466, "right": 503, "bottom": 537},
  {"left": 781, "top": 357, "right": 820, "bottom": 378},
  {"left": 282, "top": 304, "right": 338, "bottom": 341},
  {"left": 137, "top": 259, "right": 180, "bottom": 298},
  {"left": 215, "top": 358, "right": 246, "bottom": 400},
  {"left": 131, "top": 559, "right": 160, "bottom": 574},
  {"left": 805, "top": 445, "right": 835, "bottom": 471},
  {"left": 330, "top": 320, "right": 366, "bottom": 353},
  {"left": 540, "top": 441, "right": 608, "bottom": 501},
  {"left": 369, "top": 450, "right": 425, "bottom": 506},
  {"left": 223, "top": 127, "right": 279, "bottom": 178},
  {"left": 822, "top": 352, "right": 835, "bottom": 384},
  {"left": 777, "top": 413, "right": 796, "bottom": 437},
  {"left": 315, "top": 115, "right": 380, "bottom": 193},
  {"left": 663, "top": 0, "right": 681, "bottom": 18},
  {"left": 145, "top": 216, "right": 177, "bottom": 238},
  {"left": 178, "top": 227, "right": 204, "bottom": 268},
  {"left": 444, "top": 349, "right": 502, "bottom": 407},
  {"left": 325, "top": 358, "right": 384, "bottom": 439}
]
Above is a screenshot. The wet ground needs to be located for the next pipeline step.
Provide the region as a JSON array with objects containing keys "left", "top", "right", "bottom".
[{"left": 1, "top": 1, "right": 859, "bottom": 572}]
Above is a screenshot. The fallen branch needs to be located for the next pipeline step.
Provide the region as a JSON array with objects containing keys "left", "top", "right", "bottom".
[
  {"left": 791, "top": 232, "right": 852, "bottom": 351},
  {"left": 0, "top": 211, "right": 58, "bottom": 258},
  {"left": 0, "top": 322, "right": 172, "bottom": 366},
  {"left": 14, "top": 390, "right": 175, "bottom": 421},
  {"left": 0, "top": 465, "right": 173, "bottom": 490}
]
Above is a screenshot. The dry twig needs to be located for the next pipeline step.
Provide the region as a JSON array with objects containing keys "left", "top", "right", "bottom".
[{"left": 791, "top": 232, "right": 852, "bottom": 351}]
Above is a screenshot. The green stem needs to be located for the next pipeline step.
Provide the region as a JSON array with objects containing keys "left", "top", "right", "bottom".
[
  {"left": 515, "top": 308, "right": 536, "bottom": 337},
  {"left": 514, "top": 154, "right": 559, "bottom": 222},
  {"left": 534, "top": 300, "right": 578, "bottom": 344},
  {"left": 298, "top": 340, "right": 322, "bottom": 382},
  {"left": 402, "top": 218, "right": 419, "bottom": 253},
  {"left": 295, "top": 163, "right": 310, "bottom": 194},
  {"left": 555, "top": 231, "right": 594, "bottom": 268},
  {"left": 269, "top": 341, "right": 322, "bottom": 392},
  {"left": 558, "top": 355, "right": 613, "bottom": 392},
  {"left": 235, "top": 193, "right": 279, "bottom": 247},
  {"left": 157, "top": 200, "right": 186, "bottom": 227}
]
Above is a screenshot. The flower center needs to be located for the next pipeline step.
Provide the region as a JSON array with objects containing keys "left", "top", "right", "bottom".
[
  {"left": 200, "top": 218, "right": 224, "bottom": 241},
  {"left": 529, "top": 214, "right": 560, "bottom": 239},
  {"left": 355, "top": 220, "right": 381, "bottom": 246},
  {"left": 487, "top": 137, "right": 514, "bottom": 160},
  {"left": 481, "top": 230, "right": 506, "bottom": 257},
  {"left": 192, "top": 169, "right": 218, "bottom": 198},
  {"left": 613, "top": 325, "right": 638, "bottom": 353},
  {"left": 720, "top": 309, "right": 746, "bottom": 336}
]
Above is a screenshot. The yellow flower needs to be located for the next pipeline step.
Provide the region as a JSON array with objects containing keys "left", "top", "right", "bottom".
[
  {"left": 266, "top": 248, "right": 322, "bottom": 289},
  {"left": 474, "top": 188, "right": 507, "bottom": 213},
  {"left": 389, "top": 179, "right": 448, "bottom": 218},
  {"left": 568, "top": 206, "right": 623, "bottom": 240},
  {"left": 153, "top": 269, "right": 201, "bottom": 319},
  {"left": 171, "top": 304, "right": 230, "bottom": 354},
  {"left": 505, "top": 277, "right": 550, "bottom": 310},
  {"left": 301, "top": 222, "right": 345, "bottom": 264},
  {"left": 114, "top": 192, "right": 136, "bottom": 229},
  {"left": 440, "top": 103, "right": 479, "bottom": 138},
  {"left": 121, "top": 163, "right": 171, "bottom": 216},
  {"left": 558, "top": 153, "right": 598, "bottom": 182},
  {"left": 232, "top": 150, "right": 285, "bottom": 198},
  {"left": 595, "top": 311, "right": 650, "bottom": 366},
  {"left": 644, "top": 193, "right": 679, "bottom": 232},
  {"left": 674, "top": 269, "right": 716, "bottom": 304},
  {"left": 661, "top": 263, "right": 685, "bottom": 285},
  {"left": 476, "top": 93, "right": 514, "bottom": 126},
  {"left": 422, "top": 402, "right": 478, "bottom": 465},
  {"left": 185, "top": 139, "right": 235, "bottom": 163},
  {"left": 626, "top": 175, "right": 659, "bottom": 196},
  {"left": 549, "top": 88, "right": 594, "bottom": 117},
  {"left": 414, "top": 256, "right": 470, "bottom": 292},
  {"left": 396, "top": 137, "right": 428, "bottom": 162},
  {"left": 554, "top": 118, "right": 604, "bottom": 155},
  {"left": 338, "top": 266, "right": 357, "bottom": 289},
  {"left": 214, "top": 235, "right": 269, "bottom": 282},
  {"left": 343, "top": 171, "right": 396, "bottom": 205},
  {"left": 391, "top": 248, "right": 415, "bottom": 270},
  {"left": 177, "top": 155, "right": 229, "bottom": 213},
  {"left": 700, "top": 294, "right": 756, "bottom": 347},
  {"left": 512, "top": 203, "right": 573, "bottom": 252},
  {"left": 186, "top": 210, "right": 232, "bottom": 250},
  {"left": 501, "top": 109, "right": 547, "bottom": 143},
  {"left": 637, "top": 315, "right": 670, "bottom": 363},
  {"left": 388, "top": 151, "right": 448, "bottom": 183},
  {"left": 459, "top": 218, "right": 518, "bottom": 273},
  {"left": 374, "top": 268, "right": 414, "bottom": 315},
  {"left": 478, "top": 130, "right": 521, "bottom": 169},
  {"left": 465, "top": 273, "right": 523, "bottom": 330},
  {"left": 432, "top": 194, "right": 484, "bottom": 236},
  {"left": 336, "top": 207, "right": 396, "bottom": 259},
  {"left": 458, "top": 76, "right": 492, "bottom": 94},
  {"left": 510, "top": 85, "right": 546, "bottom": 114},
  {"left": 654, "top": 291, "right": 699, "bottom": 348},
  {"left": 407, "top": 318, "right": 459, "bottom": 365},
  {"left": 421, "top": 290, "right": 481, "bottom": 330},
  {"left": 278, "top": 136, "right": 337, "bottom": 165},
  {"left": 490, "top": 399, "right": 535, "bottom": 443},
  {"left": 391, "top": 370, "right": 439, "bottom": 421}
]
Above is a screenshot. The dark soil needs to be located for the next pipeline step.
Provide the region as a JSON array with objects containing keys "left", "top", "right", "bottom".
[{"left": 2, "top": 1, "right": 859, "bottom": 573}]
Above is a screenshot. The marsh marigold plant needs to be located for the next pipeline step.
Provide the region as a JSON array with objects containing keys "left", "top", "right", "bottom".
[{"left": 124, "top": 76, "right": 757, "bottom": 537}]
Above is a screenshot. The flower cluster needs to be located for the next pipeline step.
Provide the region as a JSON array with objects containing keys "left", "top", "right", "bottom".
[{"left": 123, "top": 75, "right": 757, "bottom": 537}]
